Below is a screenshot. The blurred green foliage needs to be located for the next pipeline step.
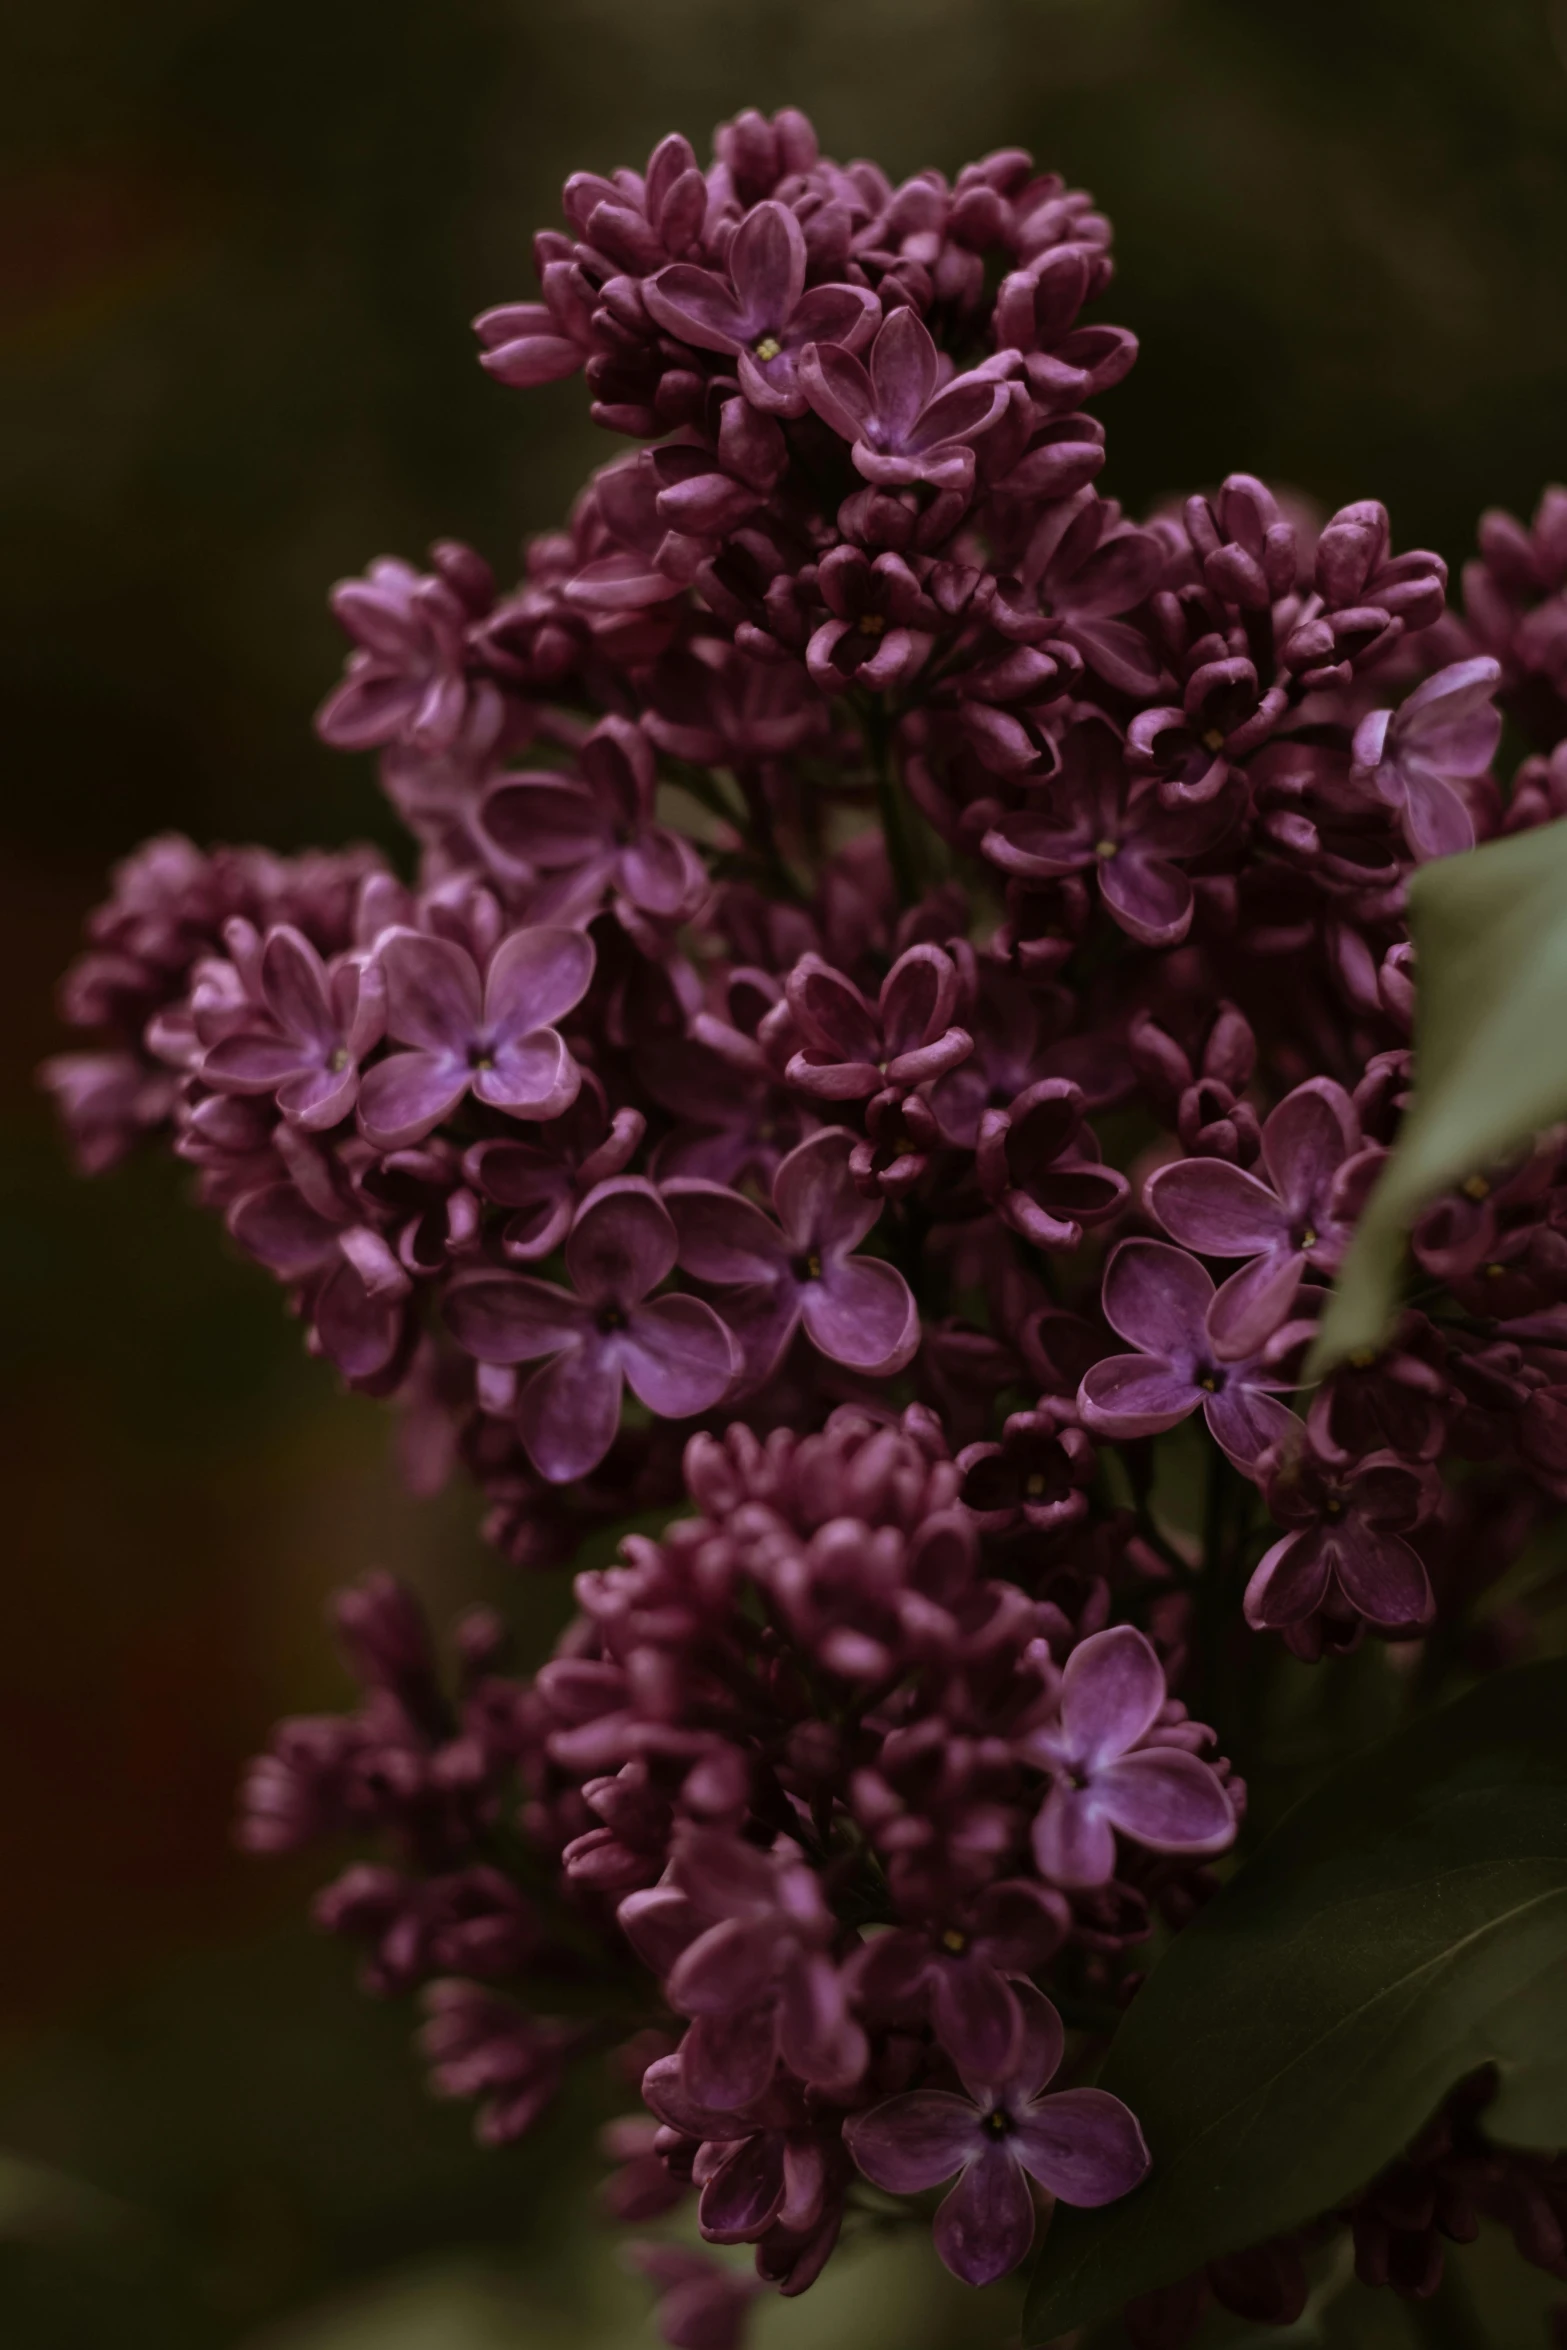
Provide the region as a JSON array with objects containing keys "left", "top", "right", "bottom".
[{"left": 7, "top": 1, "right": 1567, "bottom": 2342}]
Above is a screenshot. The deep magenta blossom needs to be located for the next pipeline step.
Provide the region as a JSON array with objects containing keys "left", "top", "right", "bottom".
[
  {"left": 1350, "top": 657, "right": 1502, "bottom": 862},
  {"left": 1018, "top": 1626, "right": 1236, "bottom": 1887},
  {"left": 783, "top": 944, "right": 971, "bottom": 1101},
  {"left": 982, "top": 716, "right": 1244, "bottom": 948},
  {"left": 805, "top": 548, "right": 939, "bottom": 692},
  {"left": 1078, "top": 1239, "right": 1297, "bottom": 1466},
  {"left": 643, "top": 200, "right": 879, "bottom": 417},
  {"left": 666, "top": 1126, "right": 919, "bottom": 1384},
  {"left": 622, "top": 1829, "right": 866, "bottom": 2108},
  {"left": 976, "top": 1077, "right": 1128, "bottom": 1250},
  {"left": 849, "top": 1879, "right": 1068, "bottom": 2084},
  {"left": 1145, "top": 1079, "right": 1383, "bottom": 1359},
  {"left": 316, "top": 553, "right": 502, "bottom": 756},
  {"left": 845, "top": 1986, "right": 1149, "bottom": 2284},
  {"left": 443, "top": 1179, "right": 739, "bottom": 1481},
  {"left": 479, "top": 718, "right": 707, "bottom": 923},
  {"left": 1245, "top": 1445, "right": 1437, "bottom": 1640},
  {"left": 800, "top": 306, "right": 1012, "bottom": 489},
  {"left": 357, "top": 926, "right": 594, "bottom": 1148},
  {"left": 201, "top": 927, "right": 386, "bottom": 1131}
]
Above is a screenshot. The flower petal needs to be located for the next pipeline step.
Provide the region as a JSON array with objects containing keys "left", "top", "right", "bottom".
[
  {"left": 932, "top": 2146, "right": 1036, "bottom": 2285},
  {"left": 357, "top": 1048, "right": 469, "bottom": 1147},
  {"left": 1012, "top": 2087, "right": 1149, "bottom": 2207},
  {"left": 666, "top": 1180, "right": 789, "bottom": 1286},
  {"left": 443, "top": 1272, "right": 588, "bottom": 1364},
  {"left": 516, "top": 1339, "right": 622, "bottom": 1482},
  {"left": 379, "top": 930, "right": 482, "bottom": 1051},
  {"left": 1031, "top": 1782, "right": 1117, "bottom": 1888},
  {"left": 260, "top": 926, "right": 337, "bottom": 1050},
  {"left": 484, "top": 924, "right": 596, "bottom": 1040},
  {"left": 844, "top": 2092, "right": 980, "bottom": 2194},
  {"left": 930, "top": 1954, "right": 1023, "bottom": 2087},
  {"left": 772, "top": 1127, "right": 879, "bottom": 1256},
  {"left": 801, "top": 1254, "right": 919, "bottom": 1374},
  {"left": 1203, "top": 1383, "right": 1298, "bottom": 1469},
  {"left": 1144, "top": 1159, "right": 1286, "bottom": 1257},
  {"left": 1059, "top": 1624, "right": 1166, "bottom": 1766},
  {"left": 1099, "top": 1238, "right": 1213, "bottom": 1356},
  {"left": 1332, "top": 1526, "right": 1435, "bottom": 1629},
  {"left": 1077, "top": 1353, "right": 1197, "bottom": 1439},
  {"left": 681, "top": 2003, "right": 779, "bottom": 2115},
  {"left": 1094, "top": 1749, "right": 1236, "bottom": 1855},
  {"left": 566, "top": 1177, "right": 677, "bottom": 1309},
  {"left": 1243, "top": 1530, "right": 1331, "bottom": 1629},
  {"left": 621, "top": 1295, "right": 739, "bottom": 1419},
  {"left": 697, "top": 2131, "right": 786, "bottom": 2244}
]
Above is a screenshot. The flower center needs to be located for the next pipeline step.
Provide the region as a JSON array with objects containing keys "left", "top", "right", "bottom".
[
  {"left": 1349, "top": 1346, "right": 1377, "bottom": 1369},
  {"left": 1025, "top": 1471, "right": 1047, "bottom": 1497},
  {"left": 857, "top": 613, "right": 888, "bottom": 637},
  {"left": 752, "top": 333, "right": 783, "bottom": 362},
  {"left": 468, "top": 1046, "right": 496, "bottom": 1072},
  {"left": 793, "top": 1251, "right": 824, "bottom": 1283},
  {"left": 939, "top": 1928, "right": 968, "bottom": 1955},
  {"left": 1483, "top": 1261, "right": 1507, "bottom": 1280},
  {"left": 596, "top": 1304, "right": 627, "bottom": 1333},
  {"left": 1202, "top": 726, "right": 1227, "bottom": 752},
  {"left": 1298, "top": 1225, "right": 1318, "bottom": 1251},
  {"left": 1094, "top": 837, "right": 1118, "bottom": 860},
  {"left": 329, "top": 1046, "right": 351, "bottom": 1073},
  {"left": 1197, "top": 1367, "right": 1226, "bottom": 1394},
  {"left": 981, "top": 2107, "right": 1013, "bottom": 2138},
  {"left": 1462, "top": 1175, "right": 1490, "bottom": 1202}
]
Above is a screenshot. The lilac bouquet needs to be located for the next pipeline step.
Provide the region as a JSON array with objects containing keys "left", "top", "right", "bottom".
[{"left": 45, "top": 107, "right": 1567, "bottom": 2348}]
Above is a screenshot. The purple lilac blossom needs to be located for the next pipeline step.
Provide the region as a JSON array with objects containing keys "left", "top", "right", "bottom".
[{"left": 45, "top": 101, "right": 1566, "bottom": 2350}]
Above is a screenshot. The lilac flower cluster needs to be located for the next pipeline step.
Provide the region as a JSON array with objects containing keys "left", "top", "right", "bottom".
[{"left": 47, "top": 105, "right": 1567, "bottom": 2340}]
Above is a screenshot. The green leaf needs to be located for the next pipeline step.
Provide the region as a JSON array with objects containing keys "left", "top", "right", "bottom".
[
  {"left": 1024, "top": 1661, "right": 1567, "bottom": 2345},
  {"left": 1312, "top": 816, "right": 1567, "bottom": 1368}
]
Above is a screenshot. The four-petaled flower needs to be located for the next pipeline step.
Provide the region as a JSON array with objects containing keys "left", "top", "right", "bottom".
[
  {"left": 1145, "top": 1078, "right": 1383, "bottom": 1359},
  {"left": 983, "top": 715, "right": 1244, "bottom": 948},
  {"left": 666, "top": 1126, "right": 919, "bottom": 1385},
  {"left": 442, "top": 1178, "right": 739, "bottom": 1481},
  {"left": 1018, "top": 1625, "right": 1237, "bottom": 1888},
  {"left": 357, "top": 925, "right": 594, "bottom": 1149},
  {"left": 805, "top": 548, "right": 940, "bottom": 693},
  {"left": 783, "top": 943, "right": 972, "bottom": 1101},
  {"left": 1077, "top": 1238, "right": 1298, "bottom": 1466},
  {"left": 849, "top": 1879, "right": 1068, "bottom": 2084},
  {"left": 479, "top": 717, "right": 707, "bottom": 924},
  {"left": 801, "top": 305, "right": 1012, "bottom": 490},
  {"left": 643, "top": 200, "right": 879, "bottom": 417},
  {"left": 976, "top": 1076, "right": 1128, "bottom": 1250},
  {"left": 202, "top": 926, "right": 386, "bottom": 1131},
  {"left": 1246, "top": 1443, "right": 1436, "bottom": 1639},
  {"left": 844, "top": 1984, "right": 1149, "bottom": 2285},
  {"left": 1351, "top": 657, "right": 1502, "bottom": 862}
]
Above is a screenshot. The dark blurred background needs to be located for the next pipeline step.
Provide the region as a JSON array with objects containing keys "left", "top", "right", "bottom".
[{"left": 6, "top": 2, "right": 1567, "bottom": 2342}]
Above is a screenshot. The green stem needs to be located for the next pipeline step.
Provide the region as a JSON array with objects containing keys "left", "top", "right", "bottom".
[{"left": 862, "top": 701, "right": 918, "bottom": 906}]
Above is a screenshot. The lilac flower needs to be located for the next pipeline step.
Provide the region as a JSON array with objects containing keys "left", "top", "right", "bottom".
[
  {"left": 643, "top": 200, "right": 879, "bottom": 416},
  {"left": 228, "top": 1175, "right": 410, "bottom": 1382},
  {"left": 442, "top": 1179, "right": 739, "bottom": 1482},
  {"left": 1018, "top": 1626, "right": 1236, "bottom": 1887},
  {"left": 982, "top": 716, "right": 1244, "bottom": 948},
  {"left": 783, "top": 944, "right": 971, "bottom": 1101},
  {"left": 849, "top": 1879, "right": 1068, "bottom": 2083},
  {"left": 844, "top": 1985, "right": 1149, "bottom": 2284},
  {"left": 201, "top": 927, "right": 386, "bottom": 1130},
  {"left": 993, "top": 249, "right": 1138, "bottom": 409},
  {"left": 1245, "top": 1445, "right": 1436, "bottom": 1638},
  {"left": 1351, "top": 658, "right": 1502, "bottom": 861},
  {"left": 357, "top": 925, "right": 593, "bottom": 1149},
  {"left": 1077, "top": 1239, "right": 1297, "bottom": 1467},
  {"left": 1144, "top": 1079, "right": 1384, "bottom": 1358},
  {"left": 621, "top": 1829, "right": 866, "bottom": 2108},
  {"left": 639, "top": 2054, "right": 843, "bottom": 2258},
  {"left": 473, "top": 260, "right": 597, "bottom": 389},
  {"left": 805, "top": 548, "right": 939, "bottom": 693},
  {"left": 464, "top": 1075, "right": 644, "bottom": 1262},
  {"left": 800, "top": 306, "right": 1012, "bottom": 489},
  {"left": 479, "top": 718, "right": 707, "bottom": 924},
  {"left": 316, "top": 553, "right": 503, "bottom": 756},
  {"left": 666, "top": 1126, "right": 919, "bottom": 1383},
  {"left": 976, "top": 1077, "right": 1128, "bottom": 1250},
  {"left": 957, "top": 1401, "right": 1096, "bottom": 1536}
]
